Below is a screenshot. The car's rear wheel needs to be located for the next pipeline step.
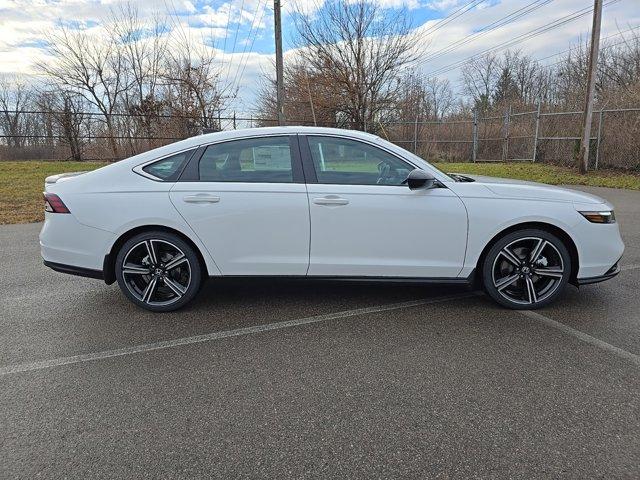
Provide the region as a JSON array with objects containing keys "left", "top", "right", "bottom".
[
  {"left": 115, "top": 231, "right": 202, "bottom": 312},
  {"left": 482, "top": 229, "right": 571, "bottom": 309}
]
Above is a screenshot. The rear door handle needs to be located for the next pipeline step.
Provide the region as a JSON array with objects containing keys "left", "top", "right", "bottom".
[
  {"left": 313, "top": 196, "right": 349, "bottom": 206},
  {"left": 183, "top": 194, "right": 220, "bottom": 204}
]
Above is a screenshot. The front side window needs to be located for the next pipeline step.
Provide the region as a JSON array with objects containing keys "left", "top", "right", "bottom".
[
  {"left": 199, "top": 136, "right": 293, "bottom": 183},
  {"left": 142, "top": 150, "right": 193, "bottom": 181},
  {"left": 307, "top": 136, "right": 413, "bottom": 186}
]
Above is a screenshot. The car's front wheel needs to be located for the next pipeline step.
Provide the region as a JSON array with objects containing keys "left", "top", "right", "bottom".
[
  {"left": 115, "top": 231, "right": 202, "bottom": 312},
  {"left": 482, "top": 229, "right": 571, "bottom": 309}
]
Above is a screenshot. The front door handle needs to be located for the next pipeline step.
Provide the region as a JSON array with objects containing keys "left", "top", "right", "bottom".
[
  {"left": 183, "top": 194, "right": 220, "bottom": 204},
  {"left": 313, "top": 195, "right": 349, "bottom": 206}
]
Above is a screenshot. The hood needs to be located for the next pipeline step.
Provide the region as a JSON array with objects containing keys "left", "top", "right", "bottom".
[{"left": 455, "top": 174, "right": 607, "bottom": 205}]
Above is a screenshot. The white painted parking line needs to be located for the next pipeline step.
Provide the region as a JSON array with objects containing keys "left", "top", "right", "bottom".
[
  {"left": 0, "top": 292, "right": 479, "bottom": 377},
  {"left": 519, "top": 310, "right": 640, "bottom": 367}
]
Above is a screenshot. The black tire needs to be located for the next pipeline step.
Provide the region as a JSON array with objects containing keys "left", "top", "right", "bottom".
[
  {"left": 115, "top": 231, "right": 202, "bottom": 312},
  {"left": 482, "top": 228, "right": 571, "bottom": 310}
]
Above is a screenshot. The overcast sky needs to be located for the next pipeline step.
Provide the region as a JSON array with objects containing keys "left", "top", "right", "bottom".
[{"left": 0, "top": 0, "right": 638, "bottom": 114}]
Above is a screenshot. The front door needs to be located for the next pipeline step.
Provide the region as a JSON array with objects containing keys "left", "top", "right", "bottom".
[
  {"left": 301, "top": 135, "right": 468, "bottom": 278},
  {"left": 170, "top": 135, "right": 310, "bottom": 276}
]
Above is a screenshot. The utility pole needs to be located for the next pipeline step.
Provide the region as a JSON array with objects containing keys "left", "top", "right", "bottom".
[
  {"left": 576, "top": 0, "right": 602, "bottom": 173},
  {"left": 274, "top": 0, "right": 285, "bottom": 126},
  {"left": 305, "top": 70, "right": 317, "bottom": 126}
]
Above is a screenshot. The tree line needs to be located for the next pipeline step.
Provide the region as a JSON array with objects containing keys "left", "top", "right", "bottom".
[
  {"left": 1, "top": 4, "right": 226, "bottom": 160},
  {"left": 258, "top": 1, "right": 640, "bottom": 129},
  {"left": 0, "top": 0, "right": 639, "bottom": 166}
]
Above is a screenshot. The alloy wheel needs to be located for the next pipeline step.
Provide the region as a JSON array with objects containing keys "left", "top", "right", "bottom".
[
  {"left": 121, "top": 239, "right": 191, "bottom": 307},
  {"left": 491, "top": 236, "right": 565, "bottom": 306}
]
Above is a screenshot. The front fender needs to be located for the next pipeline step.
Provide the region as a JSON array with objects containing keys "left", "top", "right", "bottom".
[{"left": 459, "top": 197, "right": 582, "bottom": 277}]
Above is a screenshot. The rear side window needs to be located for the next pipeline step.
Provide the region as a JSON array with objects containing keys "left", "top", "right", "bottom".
[
  {"left": 142, "top": 150, "right": 193, "bottom": 181},
  {"left": 199, "top": 136, "right": 293, "bottom": 183}
]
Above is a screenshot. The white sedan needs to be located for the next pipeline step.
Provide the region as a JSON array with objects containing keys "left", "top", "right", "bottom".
[{"left": 40, "top": 127, "right": 624, "bottom": 312}]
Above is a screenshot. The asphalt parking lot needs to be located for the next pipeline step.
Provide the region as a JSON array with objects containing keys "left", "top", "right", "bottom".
[{"left": 1, "top": 185, "right": 639, "bottom": 479}]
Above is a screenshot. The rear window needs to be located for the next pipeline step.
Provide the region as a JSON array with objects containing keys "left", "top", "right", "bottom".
[{"left": 142, "top": 150, "right": 193, "bottom": 181}]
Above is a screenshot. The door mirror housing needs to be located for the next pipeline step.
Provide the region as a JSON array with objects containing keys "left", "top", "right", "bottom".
[{"left": 403, "top": 169, "right": 436, "bottom": 190}]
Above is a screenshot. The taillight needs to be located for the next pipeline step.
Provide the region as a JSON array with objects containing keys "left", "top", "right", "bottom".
[{"left": 43, "top": 193, "right": 70, "bottom": 214}]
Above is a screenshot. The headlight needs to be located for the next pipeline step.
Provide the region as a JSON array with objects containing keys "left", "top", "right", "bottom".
[{"left": 579, "top": 211, "right": 616, "bottom": 224}]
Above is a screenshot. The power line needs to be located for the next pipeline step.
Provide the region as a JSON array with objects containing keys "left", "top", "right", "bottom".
[
  {"left": 421, "top": 0, "right": 622, "bottom": 78},
  {"left": 535, "top": 24, "right": 639, "bottom": 65},
  {"left": 221, "top": 1, "right": 234, "bottom": 54},
  {"left": 234, "top": 0, "right": 269, "bottom": 92},
  {"left": 221, "top": 0, "right": 270, "bottom": 125},
  {"left": 411, "top": 0, "right": 554, "bottom": 69},
  {"left": 228, "top": 0, "right": 268, "bottom": 94},
  {"left": 538, "top": 35, "right": 638, "bottom": 71},
  {"left": 426, "top": 3, "right": 599, "bottom": 75},
  {"left": 421, "top": 0, "right": 488, "bottom": 37},
  {"left": 223, "top": 0, "right": 247, "bottom": 88},
  {"left": 450, "top": 26, "right": 638, "bottom": 93}
]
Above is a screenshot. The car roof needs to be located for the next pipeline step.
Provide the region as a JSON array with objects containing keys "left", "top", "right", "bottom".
[
  {"left": 195, "top": 126, "right": 381, "bottom": 144},
  {"left": 116, "top": 127, "right": 383, "bottom": 168}
]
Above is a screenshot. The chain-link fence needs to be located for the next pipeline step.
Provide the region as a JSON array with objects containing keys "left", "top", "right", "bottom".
[
  {"left": 384, "top": 106, "right": 640, "bottom": 169},
  {"left": 1, "top": 106, "right": 639, "bottom": 169}
]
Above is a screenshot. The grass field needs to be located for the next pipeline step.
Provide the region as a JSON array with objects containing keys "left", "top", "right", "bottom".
[
  {"left": 1, "top": 160, "right": 639, "bottom": 224},
  {"left": 0, "top": 161, "right": 107, "bottom": 224}
]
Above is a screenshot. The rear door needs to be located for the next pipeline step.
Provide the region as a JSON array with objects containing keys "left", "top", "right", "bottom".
[
  {"left": 301, "top": 134, "right": 468, "bottom": 278},
  {"left": 169, "top": 135, "right": 310, "bottom": 276}
]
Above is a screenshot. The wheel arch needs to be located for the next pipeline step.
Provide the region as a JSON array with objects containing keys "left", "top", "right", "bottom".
[
  {"left": 474, "top": 221, "right": 580, "bottom": 288},
  {"left": 103, "top": 225, "right": 210, "bottom": 285}
]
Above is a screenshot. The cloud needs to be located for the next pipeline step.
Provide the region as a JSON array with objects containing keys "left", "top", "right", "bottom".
[
  {"left": 426, "top": 0, "right": 462, "bottom": 10},
  {"left": 0, "top": 0, "right": 638, "bottom": 114},
  {"left": 182, "top": 0, "right": 197, "bottom": 13}
]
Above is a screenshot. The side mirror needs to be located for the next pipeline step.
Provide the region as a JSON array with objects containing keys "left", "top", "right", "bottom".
[{"left": 403, "top": 169, "right": 436, "bottom": 190}]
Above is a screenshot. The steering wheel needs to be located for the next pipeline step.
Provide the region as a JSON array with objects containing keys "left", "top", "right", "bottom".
[{"left": 377, "top": 161, "right": 399, "bottom": 184}]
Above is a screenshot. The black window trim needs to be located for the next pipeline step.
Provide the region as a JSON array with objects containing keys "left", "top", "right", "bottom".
[
  {"left": 133, "top": 147, "right": 199, "bottom": 182},
  {"left": 298, "top": 133, "right": 419, "bottom": 186},
  {"left": 177, "top": 134, "right": 305, "bottom": 184}
]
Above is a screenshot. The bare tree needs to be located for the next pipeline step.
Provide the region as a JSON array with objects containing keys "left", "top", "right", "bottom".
[
  {"left": 425, "top": 77, "right": 454, "bottom": 120},
  {"left": 552, "top": 40, "right": 590, "bottom": 109},
  {"left": 461, "top": 52, "right": 499, "bottom": 112},
  {"left": 110, "top": 3, "right": 168, "bottom": 151},
  {"left": 596, "top": 29, "right": 640, "bottom": 105},
  {"left": 292, "top": 0, "right": 422, "bottom": 131},
  {"left": 38, "top": 26, "right": 129, "bottom": 158},
  {"left": 111, "top": 4, "right": 166, "bottom": 106},
  {"left": 161, "top": 21, "right": 225, "bottom": 135},
  {"left": 510, "top": 52, "right": 546, "bottom": 104},
  {"left": 391, "top": 72, "right": 450, "bottom": 123},
  {"left": 462, "top": 50, "right": 550, "bottom": 109},
  {"left": 38, "top": 89, "right": 88, "bottom": 161},
  {"left": 255, "top": 60, "right": 343, "bottom": 126},
  {"left": 0, "top": 76, "right": 33, "bottom": 148}
]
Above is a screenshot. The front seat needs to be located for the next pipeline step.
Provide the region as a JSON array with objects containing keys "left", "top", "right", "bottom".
[{"left": 220, "top": 152, "right": 241, "bottom": 179}]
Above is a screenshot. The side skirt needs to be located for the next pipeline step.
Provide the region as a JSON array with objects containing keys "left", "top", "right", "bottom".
[
  {"left": 44, "top": 260, "right": 476, "bottom": 287},
  {"left": 211, "top": 273, "right": 476, "bottom": 286}
]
